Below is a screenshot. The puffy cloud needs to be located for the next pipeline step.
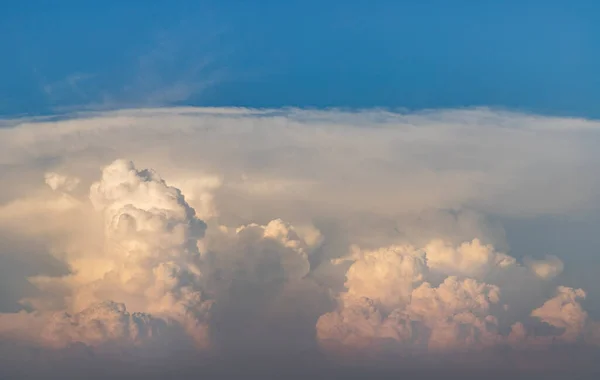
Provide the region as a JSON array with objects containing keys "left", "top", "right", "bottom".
[
  {"left": 317, "top": 238, "right": 598, "bottom": 355},
  {"left": 205, "top": 218, "right": 321, "bottom": 285},
  {"left": 406, "top": 277, "right": 501, "bottom": 351},
  {"left": 6, "top": 159, "right": 214, "bottom": 349},
  {"left": 0, "top": 301, "right": 166, "bottom": 349},
  {"left": 530, "top": 286, "right": 587, "bottom": 342},
  {"left": 423, "top": 238, "right": 516, "bottom": 278},
  {"left": 0, "top": 158, "right": 328, "bottom": 354},
  {"left": 317, "top": 275, "right": 502, "bottom": 353},
  {"left": 43, "top": 301, "right": 165, "bottom": 348},
  {"left": 316, "top": 297, "right": 408, "bottom": 351},
  {"left": 340, "top": 245, "right": 427, "bottom": 310},
  {"left": 317, "top": 239, "right": 506, "bottom": 353},
  {"left": 506, "top": 286, "right": 591, "bottom": 350},
  {"left": 236, "top": 219, "right": 320, "bottom": 281}
]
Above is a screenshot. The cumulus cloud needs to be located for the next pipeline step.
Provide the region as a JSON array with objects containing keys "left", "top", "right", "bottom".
[
  {"left": 408, "top": 276, "right": 502, "bottom": 351},
  {"left": 318, "top": 241, "right": 504, "bottom": 353},
  {"left": 316, "top": 275, "right": 502, "bottom": 354},
  {"left": 423, "top": 238, "right": 516, "bottom": 278},
  {"left": 0, "top": 301, "right": 167, "bottom": 349},
  {"left": 338, "top": 245, "right": 427, "bottom": 310},
  {"left": 0, "top": 156, "right": 327, "bottom": 356},
  {"left": 4, "top": 159, "right": 214, "bottom": 349},
  {"left": 201, "top": 218, "right": 322, "bottom": 287},
  {"left": 317, "top": 238, "right": 600, "bottom": 356},
  {"left": 1, "top": 107, "right": 600, "bottom": 371},
  {"left": 531, "top": 286, "right": 587, "bottom": 342}
]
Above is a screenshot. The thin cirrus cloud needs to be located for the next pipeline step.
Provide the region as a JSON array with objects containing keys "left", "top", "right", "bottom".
[{"left": 1, "top": 107, "right": 600, "bottom": 376}]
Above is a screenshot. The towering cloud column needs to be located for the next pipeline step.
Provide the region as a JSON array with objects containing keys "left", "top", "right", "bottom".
[
  {"left": 0, "top": 160, "right": 215, "bottom": 349},
  {"left": 85, "top": 159, "right": 213, "bottom": 346}
]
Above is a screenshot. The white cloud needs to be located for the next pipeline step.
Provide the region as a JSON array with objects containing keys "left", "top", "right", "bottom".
[
  {"left": 3, "top": 107, "right": 600, "bottom": 220},
  {"left": 423, "top": 238, "right": 516, "bottom": 278},
  {"left": 317, "top": 239, "right": 600, "bottom": 354},
  {"left": 407, "top": 276, "right": 502, "bottom": 352},
  {"left": 316, "top": 274, "right": 502, "bottom": 353},
  {"left": 340, "top": 245, "right": 427, "bottom": 311},
  {"left": 8, "top": 160, "right": 214, "bottom": 349}
]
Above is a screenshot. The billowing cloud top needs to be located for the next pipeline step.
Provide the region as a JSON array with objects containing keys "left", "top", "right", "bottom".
[{"left": 1, "top": 107, "right": 600, "bottom": 374}]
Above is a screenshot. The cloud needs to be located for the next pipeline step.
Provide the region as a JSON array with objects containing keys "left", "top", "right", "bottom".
[
  {"left": 0, "top": 156, "right": 326, "bottom": 356},
  {"left": 316, "top": 274, "right": 502, "bottom": 354},
  {"left": 0, "top": 301, "right": 168, "bottom": 349},
  {"left": 423, "top": 238, "right": 516, "bottom": 278},
  {"left": 318, "top": 240, "right": 503, "bottom": 353},
  {"left": 336, "top": 244, "right": 427, "bottom": 311},
  {"left": 3, "top": 107, "right": 600, "bottom": 222},
  {"left": 524, "top": 255, "right": 565, "bottom": 280},
  {"left": 44, "top": 172, "right": 80, "bottom": 192},
  {"left": 2, "top": 107, "right": 600, "bottom": 372},
  {"left": 10, "top": 159, "right": 214, "bottom": 349},
  {"left": 317, "top": 238, "right": 599, "bottom": 356},
  {"left": 530, "top": 286, "right": 587, "bottom": 342}
]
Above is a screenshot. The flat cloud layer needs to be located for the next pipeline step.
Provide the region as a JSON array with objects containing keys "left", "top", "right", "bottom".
[{"left": 1, "top": 107, "right": 600, "bottom": 375}]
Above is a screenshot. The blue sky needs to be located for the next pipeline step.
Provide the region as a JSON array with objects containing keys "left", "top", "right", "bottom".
[{"left": 1, "top": 0, "right": 599, "bottom": 117}]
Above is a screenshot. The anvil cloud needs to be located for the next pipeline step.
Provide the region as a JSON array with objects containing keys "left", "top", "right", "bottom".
[{"left": 1, "top": 107, "right": 600, "bottom": 375}]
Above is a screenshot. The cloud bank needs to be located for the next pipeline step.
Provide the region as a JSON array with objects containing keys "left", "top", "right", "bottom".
[{"left": 1, "top": 107, "right": 600, "bottom": 375}]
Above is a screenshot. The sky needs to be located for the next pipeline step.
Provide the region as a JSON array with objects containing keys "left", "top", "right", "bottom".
[
  {"left": 1, "top": 1, "right": 600, "bottom": 117},
  {"left": 2, "top": 2, "right": 600, "bottom": 379}
]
